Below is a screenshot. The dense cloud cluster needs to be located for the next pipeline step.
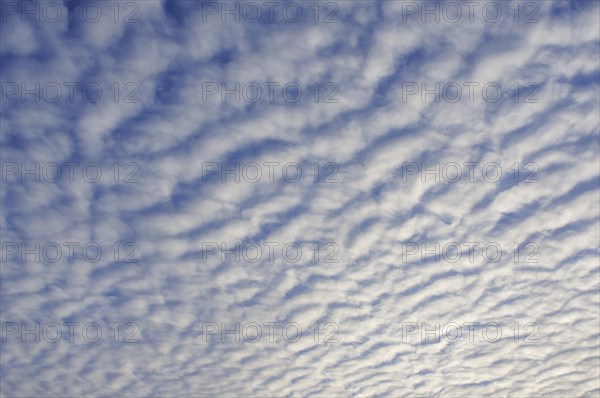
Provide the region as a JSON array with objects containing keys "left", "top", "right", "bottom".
[{"left": 1, "top": 0, "right": 599, "bottom": 396}]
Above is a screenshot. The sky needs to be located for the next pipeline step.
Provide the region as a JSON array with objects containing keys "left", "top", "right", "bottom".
[{"left": 0, "top": 0, "right": 599, "bottom": 396}]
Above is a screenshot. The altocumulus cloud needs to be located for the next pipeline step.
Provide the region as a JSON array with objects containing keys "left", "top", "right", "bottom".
[{"left": 0, "top": 0, "right": 599, "bottom": 396}]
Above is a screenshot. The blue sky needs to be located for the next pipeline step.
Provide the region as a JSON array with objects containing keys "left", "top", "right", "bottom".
[{"left": 1, "top": 0, "right": 599, "bottom": 396}]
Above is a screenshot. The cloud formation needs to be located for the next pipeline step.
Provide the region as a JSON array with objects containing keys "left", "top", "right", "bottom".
[{"left": 1, "top": 0, "right": 599, "bottom": 396}]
